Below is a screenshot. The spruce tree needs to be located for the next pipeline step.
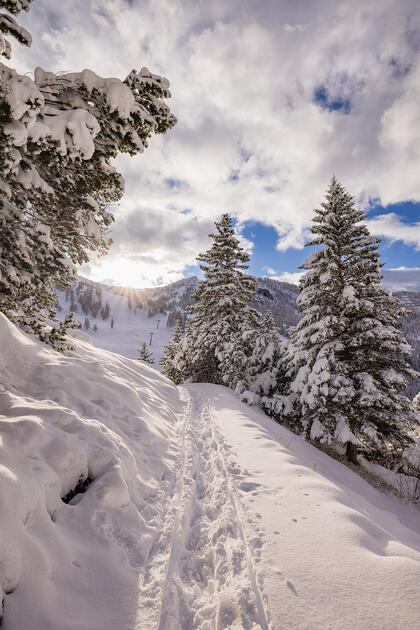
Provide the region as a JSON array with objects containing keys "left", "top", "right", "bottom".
[
  {"left": 183, "top": 213, "right": 259, "bottom": 384},
  {"left": 47, "top": 313, "right": 76, "bottom": 353},
  {"left": 241, "top": 310, "right": 288, "bottom": 406},
  {"left": 160, "top": 320, "right": 184, "bottom": 384},
  {"left": 285, "top": 176, "right": 417, "bottom": 466},
  {"left": 137, "top": 341, "right": 154, "bottom": 365},
  {"left": 0, "top": 0, "right": 176, "bottom": 348}
]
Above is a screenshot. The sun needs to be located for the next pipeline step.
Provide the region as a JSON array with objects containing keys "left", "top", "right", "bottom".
[{"left": 79, "top": 256, "right": 184, "bottom": 289}]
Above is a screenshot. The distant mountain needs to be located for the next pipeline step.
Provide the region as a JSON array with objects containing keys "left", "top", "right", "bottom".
[
  {"left": 105, "top": 275, "right": 301, "bottom": 334},
  {"left": 56, "top": 275, "right": 420, "bottom": 398}
]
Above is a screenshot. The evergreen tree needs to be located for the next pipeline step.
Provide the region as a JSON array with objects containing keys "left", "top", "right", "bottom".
[
  {"left": 182, "top": 213, "right": 259, "bottom": 384},
  {"left": 101, "top": 302, "right": 110, "bottom": 320},
  {"left": 240, "top": 310, "right": 288, "bottom": 406},
  {"left": 137, "top": 341, "right": 154, "bottom": 365},
  {"left": 284, "top": 177, "right": 417, "bottom": 466},
  {"left": 0, "top": 0, "right": 176, "bottom": 348},
  {"left": 0, "top": 1, "right": 32, "bottom": 60},
  {"left": 160, "top": 320, "right": 184, "bottom": 384},
  {"left": 47, "top": 313, "right": 76, "bottom": 353}
]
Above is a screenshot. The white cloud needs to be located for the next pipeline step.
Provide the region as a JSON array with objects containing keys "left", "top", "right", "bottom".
[
  {"left": 367, "top": 214, "right": 420, "bottom": 250},
  {"left": 382, "top": 267, "right": 420, "bottom": 292},
  {"left": 263, "top": 266, "right": 277, "bottom": 275},
  {"left": 389, "top": 266, "right": 420, "bottom": 271},
  {"left": 11, "top": 0, "right": 420, "bottom": 283},
  {"left": 268, "top": 271, "right": 305, "bottom": 285}
]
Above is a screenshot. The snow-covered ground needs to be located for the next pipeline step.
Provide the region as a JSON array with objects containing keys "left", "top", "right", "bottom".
[
  {"left": 56, "top": 284, "right": 174, "bottom": 364},
  {"left": 1, "top": 313, "right": 419, "bottom": 629}
]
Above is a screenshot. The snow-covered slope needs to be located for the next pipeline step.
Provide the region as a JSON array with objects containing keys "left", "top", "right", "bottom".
[
  {"left": 56, "top": 279, "right": 176, "bottom": 364},
  {"left": 1, "top": 314, "right": 419, "bottom": 629}
]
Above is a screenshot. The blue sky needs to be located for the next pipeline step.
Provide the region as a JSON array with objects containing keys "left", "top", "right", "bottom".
[
  {"left": 243, "top": 201, "right": 420, "bottom": 283},
  {"left": 185, "top": 202, "right": 420, "bottom": 291},
  {"left": 11, "top": 0, "right": 420, "bottom": 290}
]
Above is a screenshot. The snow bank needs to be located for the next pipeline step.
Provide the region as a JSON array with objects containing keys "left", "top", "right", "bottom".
[{"left": 0, "top": 313, "right": 183, "bottom": 629}]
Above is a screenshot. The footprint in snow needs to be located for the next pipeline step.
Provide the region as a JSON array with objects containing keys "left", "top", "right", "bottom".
[
  {"left": 286, "top": 580, "right": 298, "bottom": 596},
  {"left": 239, "top": 481, "right": 261, "bottom": 493}
]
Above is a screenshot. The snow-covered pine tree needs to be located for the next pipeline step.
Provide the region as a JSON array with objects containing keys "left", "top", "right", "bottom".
[
  {"left": 0, "top": 1, "right": 32, "bottom": 59},
  {"left": 413, "top": 392, "right": 420, "bottom": 413},
  {"left": 0, "top": 0, "right": 176, "bottom": 348},
  {"left": 160, "top": 320, "right": 184, "bottom": 384},
  {"left": 47, "top": 313, "right": 76, "bottom": 353},
  {"left": 285, "top": 176, "right": 417, "bottom": 466},
  {"left": 240, "top": 310, "right": 288, "bottom": 407},
  {"left": 183, "top": 213, "right": 259, "bottom": 385},
  {"left": 137, "top": 341, "right": 154, "bottom": 365}
]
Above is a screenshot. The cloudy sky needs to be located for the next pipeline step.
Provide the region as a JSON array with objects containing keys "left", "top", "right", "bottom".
[{"left": 12, "top": 0, "right": 420, "bottom": 290}]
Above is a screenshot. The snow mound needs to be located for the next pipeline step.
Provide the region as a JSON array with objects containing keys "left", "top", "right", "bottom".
[{"left": 0, "top": 313, "right": 182, "bottom": 630}]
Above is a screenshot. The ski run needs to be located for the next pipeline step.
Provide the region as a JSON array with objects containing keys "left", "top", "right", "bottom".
[{"left": 1, "top": 313, "right": 419, "bottom": 629}]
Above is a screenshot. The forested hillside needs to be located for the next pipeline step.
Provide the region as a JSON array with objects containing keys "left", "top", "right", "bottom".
[{"left": 57, "top": 276, "right": 420, "bottom": 397}]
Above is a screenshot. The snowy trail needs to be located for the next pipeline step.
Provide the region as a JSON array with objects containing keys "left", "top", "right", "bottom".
[
  {"left": 156, "top": 387, "right": 272, "bottom": 630},
  {"left": 134, "top": 382, "right": 420, "bottom": 630}
]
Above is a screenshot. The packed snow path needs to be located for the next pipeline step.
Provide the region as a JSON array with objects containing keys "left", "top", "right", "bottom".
[
  {"left": 157, "top": 387, "right": 271, "bottom": 630},
  {"left": 136, "top": 384, "right": 420, "bottom": 630}
]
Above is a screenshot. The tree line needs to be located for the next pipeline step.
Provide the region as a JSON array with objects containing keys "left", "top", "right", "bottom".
[{"left": 161, "top": 180, "right": 419, "bottom": 473}]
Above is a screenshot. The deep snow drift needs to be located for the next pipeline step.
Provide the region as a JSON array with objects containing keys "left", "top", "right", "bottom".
[{"left": 0, "top": 314, "right": 419, "bottom": 629}]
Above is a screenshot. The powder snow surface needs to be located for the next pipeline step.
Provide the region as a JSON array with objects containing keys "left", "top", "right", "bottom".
[{"left": 0, "top": 313, "right": 419, "bottom": 629}]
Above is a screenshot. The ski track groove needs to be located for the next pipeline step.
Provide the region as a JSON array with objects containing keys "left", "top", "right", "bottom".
[
  {"left": 206, "top": 400, "right": 272, "bottom": 630},
  {"left": 154, "top": 386, "right": 272, "bottom": 630}
]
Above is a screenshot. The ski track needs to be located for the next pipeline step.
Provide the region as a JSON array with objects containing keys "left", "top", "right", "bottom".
[{"left": 151, "top": 386, "right": 272, "bottom": 630}]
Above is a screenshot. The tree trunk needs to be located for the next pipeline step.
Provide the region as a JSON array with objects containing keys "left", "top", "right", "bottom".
[{"left": 346, "top": 441, "right": 359, "bottom": 465}]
